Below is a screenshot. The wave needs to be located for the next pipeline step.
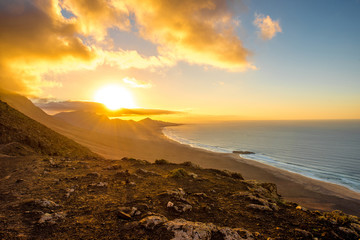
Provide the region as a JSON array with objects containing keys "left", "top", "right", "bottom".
[{"left": 163, "top": 127, "right": 360, "bottom": 193}]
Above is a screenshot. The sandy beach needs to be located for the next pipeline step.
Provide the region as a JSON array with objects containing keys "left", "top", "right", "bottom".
[{"left": 54, "top": 122, "right": 360, "bottom": 216}]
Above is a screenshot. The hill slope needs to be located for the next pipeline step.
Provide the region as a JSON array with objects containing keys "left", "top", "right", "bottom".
[
  {"left": 0, "top": 100, "right": 99, "bottom": 158},
  {"left": 54, "top": 111, "right": 178, "bottom": 137}
]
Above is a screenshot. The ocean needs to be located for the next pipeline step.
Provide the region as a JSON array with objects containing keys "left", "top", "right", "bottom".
[{"left": 163, "top": 120, "right": 360, "bottom": 192}]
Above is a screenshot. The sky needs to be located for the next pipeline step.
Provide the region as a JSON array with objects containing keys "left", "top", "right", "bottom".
[{"left": 1, "top": 0, "right": 360, "bottom": 121}]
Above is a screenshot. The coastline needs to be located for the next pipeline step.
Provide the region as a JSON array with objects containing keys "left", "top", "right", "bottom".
[
  {"left": 158, "top": 127, "right": 360, "bottom": 216},
  {"left": 162, "top": 125, "right": 360, "bottom": 194}
]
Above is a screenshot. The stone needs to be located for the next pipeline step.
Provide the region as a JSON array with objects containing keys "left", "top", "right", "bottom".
[
  {"left": 351, "top": 223, "right": 360, "bottom": 233},
  {"left": 163, "top": 218, "right": 252, "bottom": 240},
  {"left": 246, "top": 204, "right": 272, "bottom": 212},
  {"left": 339, "top": 227, "right": 359, "bottom": 237},
  {"left": 294, "top": 228, "right": 313, "bottom": 238},
  {"left": 86, "top": 172, "right": 101, "bottom": 178},
  {"left": 174, "top": 204, "right": 192, "bottom": 213},
  {"left": 139, "top": 215, "right": 168, "bottom": 230},
  {"left": 105, "top": 165, "right": 122, "bottom": 170},
  {"left": 65, "top": 188, "right": 75, "bottom": 198},
  {"left": 35, "top": 199, "right": 59, "bottom": 208},
  {"left": 130, "top": 207, "right": 141, "bottom": 216},
  {"left": 117, "top": 211, "right": 132, "bottom": 220},
  {"left": 193, "top": 193, "right": 208, "bottom": 198},
  {"left": 38, "top": 212, "right": 66, "bottom": 224},
  {"left": 167, "top": 201, "right": 174, "bottom": 208},
  {"left": 136, "top": 168, "right": 160, "bottom": 176},
  {"left": 189, "top": 172, "right": 198, "bottom": 179},
  {"left": 89, "top": 182, "right": 108, "bottom": 187}
]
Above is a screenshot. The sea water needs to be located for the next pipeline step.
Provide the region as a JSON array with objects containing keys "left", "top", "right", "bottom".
[{"left": 163, "top": 120, "right": 360, "bottom": 192}]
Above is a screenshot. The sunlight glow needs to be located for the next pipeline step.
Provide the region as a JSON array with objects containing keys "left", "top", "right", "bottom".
[{"left": 94, "top": 85, "right": 136, "bottom": 110}]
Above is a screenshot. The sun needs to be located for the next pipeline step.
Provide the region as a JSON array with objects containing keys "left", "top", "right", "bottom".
[{"left": 94, "top": 85, "right": 136, "bottom": 110}]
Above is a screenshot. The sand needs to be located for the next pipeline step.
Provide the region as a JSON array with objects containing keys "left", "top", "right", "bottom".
[{"left": 54, "top": 124, "right": 360, "bottom": 216}]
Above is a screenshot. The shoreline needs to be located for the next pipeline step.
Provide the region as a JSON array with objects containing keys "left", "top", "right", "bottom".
[
  {"left": 158, "top": 127, "right": 360, "bottom": 216},
  {"left": 162, "top": 126, "right": 360, "bottom": 195}
]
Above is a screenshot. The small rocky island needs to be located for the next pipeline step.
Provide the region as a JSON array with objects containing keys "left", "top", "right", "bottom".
[{"left": 233, "top": 150, "right": 255, "bottom": 155}]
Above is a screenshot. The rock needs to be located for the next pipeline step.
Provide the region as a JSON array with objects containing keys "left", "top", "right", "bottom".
[
  {"left": 165, "top": 219, "right": 216, "bottom": 240},
  {"left": 130, "top": 207, "right": 141, "bottom": 217},
  {"left": 117, "top": 211, "right": 132, "bottom": 220},
  {"left": 163, "top": 218, "right": 252, "bottom": 240},
  {"left": 339, "top": 227, "right": 359, "bottom": 237},
  {"left": 174, "top": 203, "right": 192, "bottom": 213},
  {"left": 65, "top": 188, "right": 75, "bottom": 198},
  {"left": 89, "top": 182, "right": 108, "bottom": 187},
  {"left": 193, "top": 193, "right": 208, "bottom": 198},
  {"left": 167, "top": 201, "right": 174, "bottom": 208},
  {"left": 233, "top": 192, "right": 278, "bottom": 210},
  {"left": 118, "top": 207, "right": 131, "bottom": 213},
  {"left": 351, "top": 223, "right": 360, "bottom": 233},
  {"left": 233, "top": 228, "right": 254, "bottom": 239},
  {"left": 294, "top": 228, "right": 313, "bottom": 238},
  {"left": 230, "top": 172, "right": 244, "bottom": 180},
  {"left": 189, "top": 172, "right": 198, "bottom": 179},
  {"left": 246, "top": 204, "right": 273, "bottom": 212},
  {"left": 135, "top": 168, "right": 160, "bottom": 177},
  {"left": 269, "top": 203, "right": 279, "bottom": 211},
  {"left": 34, "top": 199, "right": 59, "bottom": 209},
  {"left": 166, "top": 188, "right": 186, "bottom": 198},
  {"left": 233, "top": 150, "right": 255, "bottom": 154},
  {"left": 38, "top": 212, "right": 66, "bottom": 224},
  {"left": 105, "top": 165, "right": 122, "bottom": 170},
  {"left": 86, "top": 172, "right": 101, "bottom": 178},
  {"left": 38, "top": 213, "right": 53, "bottom": 224},
  {"left": 139, "top": 215, "right": 168, "bottom": 230},
  {"left": 127, "top": 182, "right": 136, "bottom": 187}
]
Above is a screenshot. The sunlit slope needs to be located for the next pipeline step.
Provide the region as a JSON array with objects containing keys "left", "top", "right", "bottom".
[{"left": 0, "top": 100, "right": 99, "bottom": 158}]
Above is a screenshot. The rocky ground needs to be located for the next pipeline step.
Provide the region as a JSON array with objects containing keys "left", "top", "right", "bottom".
[
  {"left": 1, "top": 155, "right": 359, "bottom": 240},
  {"left": 1, "top": 100, "right": 360, "bottom": 239}
]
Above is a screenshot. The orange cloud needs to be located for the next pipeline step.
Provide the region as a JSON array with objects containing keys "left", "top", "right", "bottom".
[
  {"left": 0, "top": 0, "right": 96, "bottom": 96},
  {"left": 253, "top": 14, "right": 282, "bottom": 40},
  {"left": 127, "top": 0, "right": 255, "bottom": 71},
  {"left": 0, "top": 0, "right": 256, "bottom": 97},
  {"left": 60, "top": 0, "right": 130, "bottom": 40}
]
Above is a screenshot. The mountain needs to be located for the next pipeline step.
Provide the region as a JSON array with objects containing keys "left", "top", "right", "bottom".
[
  {"left": 53, "top": 111, "right": 178, "bottom": 137},
  {"left": 0, "top": 88, "right": 62, "bottom": 129},
  {"left": 0, "top": 100, "right": 99, "bottom": 158}
]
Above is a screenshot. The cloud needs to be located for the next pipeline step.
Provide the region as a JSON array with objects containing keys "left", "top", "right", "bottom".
[
  {"left": 253, "top": 14, "right": 282, "bottom": 40},
  {"left": 0, "top": 0, "right": 96, "bottom": 96},
  {"left": 0, "top": 0, "right": 256, "bottom": 97},
  {"left": 35, "top": 100, "right": 180, "bottom": 117},
  {"left": 60, "top": 0, "right": 130, "bottom": 41},
  {"left": 128, "top": 0, "right": 255, "bottom": 71},
  {"left": 122, "top": 77, "right": 152, "bottom": 88},
  {"left": 103, "top": 49, "right": 175, "bottom": 70}
]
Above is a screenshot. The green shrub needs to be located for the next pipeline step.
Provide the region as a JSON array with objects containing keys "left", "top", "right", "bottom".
[
  {"left": 155, "top": 159, "right": 170, "bottom": 165},
  {"left": 181, "top": 161, "right": 200, "bottom": 168},
  {"left": 168, "top": 168, "right": 189, "bottom": 178}
]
